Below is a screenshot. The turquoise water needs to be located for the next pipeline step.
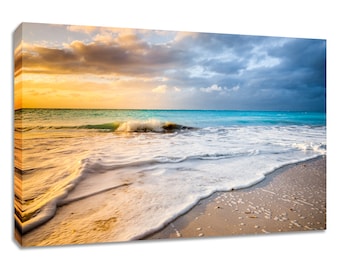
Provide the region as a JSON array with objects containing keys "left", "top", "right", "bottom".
[
  {"left": 16, "top": 109, "right": 326, "bottom": 130},
  {"left": 15, "top": 109, "right": 326, "bottom": 245}
]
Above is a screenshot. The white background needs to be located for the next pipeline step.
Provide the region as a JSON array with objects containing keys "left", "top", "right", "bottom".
[{"left": 1, "top": 1, "right": 338, "bottom": 269}]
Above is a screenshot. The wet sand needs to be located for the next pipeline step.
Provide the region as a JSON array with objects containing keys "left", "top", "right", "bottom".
[
  {"left": 19, "top": 156, "right": 326, "bottom": 246},
  {"left": 145, "top": 156, "right": 326, "bottom": 240}
]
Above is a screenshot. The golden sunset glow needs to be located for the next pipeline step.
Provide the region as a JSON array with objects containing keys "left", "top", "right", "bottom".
[{"left": 14, "top": 23, "right": 191, "bottom": 110}]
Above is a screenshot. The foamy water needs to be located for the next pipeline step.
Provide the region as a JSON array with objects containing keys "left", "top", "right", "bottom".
[{"left": 15, "top": 109, "right": 326, "bottom": 244}]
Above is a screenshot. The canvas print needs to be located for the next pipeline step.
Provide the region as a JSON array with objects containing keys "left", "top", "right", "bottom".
[{"left": 14, "top": 22, "right": 326, "bottom": 247}]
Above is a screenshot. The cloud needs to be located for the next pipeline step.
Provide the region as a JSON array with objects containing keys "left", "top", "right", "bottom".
[
  {"left": 152, "top": 84, "right": 167, "bottom": 93},
  {"left": 246, "top": 54, "right": 281, "bottom": 70},
  {"left": 19, "top": 32, "right": 191, "bottom": 78},
  {"left": 66, "top": 25, "right": 99, "bottom": 34},
  {"left": 200, "top": 84, "right": 240, "bottom": 94},
  {"left": 14, "top": 42, "right": 23, "bottom": 77},
  {"left": 202, "top": 59, "right": 246, "bottom": 76},
  {"left": 17, "top": 24, "right": 326, "bottom": 111},
  {"left": 271, "top": 38, "right": 326, "bottom": 90},
  {"left": 200, "top": 84, "right": 223, "bottom": 93}
]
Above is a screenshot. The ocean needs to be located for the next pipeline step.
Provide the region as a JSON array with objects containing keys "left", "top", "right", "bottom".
[{"left": 14, "top": 109, "right": 326, "bottom": 245}]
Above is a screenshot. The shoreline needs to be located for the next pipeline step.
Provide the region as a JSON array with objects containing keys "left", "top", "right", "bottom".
[
  {"left": 144, "top": 155, "right": 326, "bottom": 240},
  {"left": 19, "top": 156, "right": 326, "bottom": 246}
]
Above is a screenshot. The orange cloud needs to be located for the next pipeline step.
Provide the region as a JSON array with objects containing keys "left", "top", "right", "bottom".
[
  {"left": 14, "top": 42, "right": 23, "bottom": 78},
  {"left": 18, "top": 32, "right": 188, "bottom": 78},
  {"left": 152, "top": 85, "right": 167, "bottom": 94},
  {"left": 13, "top": 25, "right": 198, "bottom": 109}
]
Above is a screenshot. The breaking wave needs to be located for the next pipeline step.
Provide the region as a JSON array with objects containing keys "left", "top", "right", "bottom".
[{"left": 16, "top": 119, "right": 196, "bottom": 133}]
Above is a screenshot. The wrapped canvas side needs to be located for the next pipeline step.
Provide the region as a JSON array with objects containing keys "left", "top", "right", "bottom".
[{"left": 13, "top": 23, "right": 23, "bottom": 246}]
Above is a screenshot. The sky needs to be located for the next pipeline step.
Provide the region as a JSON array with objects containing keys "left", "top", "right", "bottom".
[{"left": 14, "top": 22, "right": 326, "bottom": 111}]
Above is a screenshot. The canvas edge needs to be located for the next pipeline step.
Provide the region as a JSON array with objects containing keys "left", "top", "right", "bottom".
[{"left": 13, "top": 22, "right": 23, "bottom": 246}]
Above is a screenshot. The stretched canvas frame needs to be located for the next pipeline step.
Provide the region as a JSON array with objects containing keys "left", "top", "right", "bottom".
[{"left": 14, "top": 22, "right": 326, "bottom": 247}]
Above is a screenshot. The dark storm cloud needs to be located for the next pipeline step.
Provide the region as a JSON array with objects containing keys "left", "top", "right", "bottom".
[
  {"left": 192, "top": 32, "right": 266, "bottom": 55},
  {"left": 201, "top": 59, "right": 246, "bottom": 76},
  {"left": 250, "top": 38, "right": 326, "bottom": 111},
  {"left": 267, "top": 38, "right": 326, "bottom": 85},
  {"left": 185, "top": 34, "right": 326, "bottom": 111}
]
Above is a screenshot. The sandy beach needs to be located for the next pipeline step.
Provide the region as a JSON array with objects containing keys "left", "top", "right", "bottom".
[
  {"left": 19, "top": 155, "right": 326, "bottom": 246},
  {"left": 145, "top": 156, "right": 326, "bottom": 240}
]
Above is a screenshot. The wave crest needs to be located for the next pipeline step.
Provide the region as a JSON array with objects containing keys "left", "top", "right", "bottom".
[
  {"left": 115, "top": 119, "right": 193, "bottom": 133},
  {"left": 17, "top": 119, "right": 196, "bottom": 133}
]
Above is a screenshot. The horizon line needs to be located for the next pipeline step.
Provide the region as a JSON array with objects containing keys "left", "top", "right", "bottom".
[{"left": 15, "top": 107, "right": 326, "bottom": 113}]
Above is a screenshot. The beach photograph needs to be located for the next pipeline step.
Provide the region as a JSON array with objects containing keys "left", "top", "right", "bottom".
[{"left": 14, "top": 22, "right": 326, "bottom": 247}]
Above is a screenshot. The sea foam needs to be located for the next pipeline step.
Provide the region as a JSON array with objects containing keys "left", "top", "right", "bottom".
[{"left": 15, "top": 109, "right": 326, "bottom": 244}]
